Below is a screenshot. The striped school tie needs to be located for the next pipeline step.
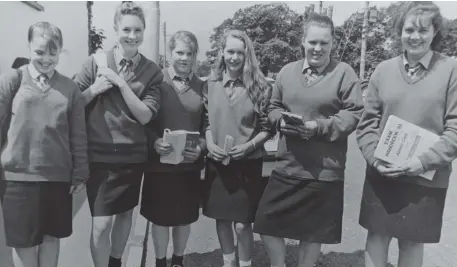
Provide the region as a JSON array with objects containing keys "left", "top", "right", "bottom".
[
  {"left": 173, "top": 76, "right": 190, "bottom": 91},
  {"left": 228, "top": 80, "right": 235, "bottom": 98},
  {"left": 38, "top": 73, "right": 49, "bottom": 89},
  {"left": 119, "top": 59, "right": 133, "bottom": 79},
  {"left": 303, "top": 67, "right": 318, "bottom": 84},
  {"left": 405, "top": 63, "right": 423, "bottom": 80}
]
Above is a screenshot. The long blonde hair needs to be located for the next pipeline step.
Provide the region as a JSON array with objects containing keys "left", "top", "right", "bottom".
[{"left": 214, "top": 30, "right": 271, "bottom": 116}]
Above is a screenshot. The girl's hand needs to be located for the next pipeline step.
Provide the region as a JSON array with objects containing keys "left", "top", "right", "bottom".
[
  {"left": 154, "top": 138, "right": 173, "bottom": 156},
  {"left": 182, "top": 145, "right": 202, "bottom": 163},
  {"left": 398, "top": 157, "right": 425, "bottom": 176},
  {"left": 69, "top": 183, "right": 85, "bottom": 194},
  {"left": 279, "top": 117, "right": 300, "bottom": 137},
  {"left": 297, "top": 120, "right": 318, "bottom": 140},
  {"left": 97, "top": 67, "right": 124, "bottom": 87},
  {"left": 207, "top": 142, "right": 227, "bottom": 162},
  {"left": 373, "top": 160, "right": 404, "bottom": 178},
  {"left": 90, "top": 76, "right": 113, "bottom": 95},
  {"left": 228, "top": 142, "right": 255, "bottom": 160}
]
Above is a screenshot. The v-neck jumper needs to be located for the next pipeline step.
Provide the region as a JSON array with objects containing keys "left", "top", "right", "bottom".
[{"left": 357, "top": 52, "right": 457, "bottom": 188}]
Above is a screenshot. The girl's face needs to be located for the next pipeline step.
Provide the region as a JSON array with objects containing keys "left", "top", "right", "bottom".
[
  {"left": 116, "top": 14, "right": 144, "bottom": 53},
  {"left": 401, "top": 14, "right": 435, "bottom": 60},
  {"left": 171, "top": 40, "right": 195, "bottom": 76},
  {"left": 302, "top": 25, "right": 333, "bottom": 68},
  {"left": 223, "top": 36, "right": 245, "bottom": 75},
  {"left": 28, "top": 33, "right": 61, "bottom": 76}
]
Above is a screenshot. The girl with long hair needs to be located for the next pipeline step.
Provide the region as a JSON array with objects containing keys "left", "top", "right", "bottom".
[{"left": 202, "top": 29, "right": 273, "bottom": 267}]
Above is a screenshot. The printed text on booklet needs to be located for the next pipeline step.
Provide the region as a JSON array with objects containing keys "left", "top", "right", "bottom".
[{"left": 374, "top": 115, "right": 439, "bottom": 180}]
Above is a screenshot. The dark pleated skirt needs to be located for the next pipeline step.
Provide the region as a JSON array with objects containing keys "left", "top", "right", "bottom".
[
  {"left": 359, "top": 168, "right": 447, "bottom": 243},
  {"left": 254, "top": 171, "right": 344, "bottom": 244},
  {"left": 202, "top": 158, "right": 266, "bottom": 224},
  {"left": 140, "top": 170, "right": 201, "bottom": 226},
  {"left": 86, "top": 162, "right": 143, "bottom": 216},
  {"left": 0, "top": 181, "right": 72, "bottom": 248}
]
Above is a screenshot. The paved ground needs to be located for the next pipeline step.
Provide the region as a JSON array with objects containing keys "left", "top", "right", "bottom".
[{"left": 1, "top": 134, "right": 456, "bottom": 267}]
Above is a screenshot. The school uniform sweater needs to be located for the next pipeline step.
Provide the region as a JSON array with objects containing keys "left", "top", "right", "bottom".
[
  {"left": 204, "top": 75, "right": 272, "bottom": 160},
  {"left": 145, "top": 68, "right": 206, "bottom": 172},
  {"left": 269, "top": 58, "right": 363, "bottom": 181},
  {"left": 0, "top": 65, "right": 88, "bottom": 184},
  {"left": 357, "top": 52, "right": 457, "bottom": 189},
  {"left": 73, "top": 49, "right": 163, "bottom": 164}
]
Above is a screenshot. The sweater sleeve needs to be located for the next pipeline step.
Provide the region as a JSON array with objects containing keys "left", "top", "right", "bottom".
[
  {"left": 73, "top": 55, "right": 97, "bottom": 92},
  {"left": 141, "top": 62, "right": 163, "bottom": 123},
  {"left": 258, "top": 82, "right": 275, "bottom": 134},
  {"left": 69, "top": 83, "right": 89, "bottom": 185},
  {"left": 0, "top": 71, "right": 20, "bottom": 132},
  {"left": 268, "top": 69, "right": 287, "bottom": 130},
  {"left": 418, "top": 62, "right": 457, "bottom": 171},
  {"left": 356, "top": 66, "right": 383, "bottom": 167},
  {"left": 202, "top": 81, "right": 210, "bottom": 132},
  {"left": 315, "top": 66, "right": 364, "bottom": 142}
]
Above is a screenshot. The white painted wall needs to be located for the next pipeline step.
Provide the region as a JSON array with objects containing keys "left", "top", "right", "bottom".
[{"left": 0, "top": 1, "right": 88, "bottom": 77}]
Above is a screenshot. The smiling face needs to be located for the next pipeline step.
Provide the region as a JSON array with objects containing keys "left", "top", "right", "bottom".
[
  {"left": 115, "top": 14, "right": 144, "bottom": 53},
  {"left": 171, "top": 40, "right": 195, "bottom": 76},
  {"left": 302, "top": 25, "right": 333, "bottom": 68},
  {"left": 401, "top": 14, "right": 435, "bottom": 60},
  {"left": 223, "top": 36, "right": 246, "bottom": 76},
  {"left": 28, "top": 31, "right": 61, "bottom": 76}
]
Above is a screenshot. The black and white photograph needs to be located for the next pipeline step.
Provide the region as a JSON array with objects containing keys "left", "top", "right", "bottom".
[{"left": 1, "top": 1, "right": 457, "bottom": 267}]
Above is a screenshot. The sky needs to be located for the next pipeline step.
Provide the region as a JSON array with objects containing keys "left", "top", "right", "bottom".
[{"left": 93, "top": 1, "right": 457, "bottom": 60}]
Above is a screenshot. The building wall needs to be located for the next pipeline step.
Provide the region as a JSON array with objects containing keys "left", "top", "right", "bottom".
[{"left": 0, "top": 1, "right": 88, "bottom": 77}]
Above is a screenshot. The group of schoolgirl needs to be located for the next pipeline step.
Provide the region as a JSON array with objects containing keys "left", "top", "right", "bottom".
[
  {"left": 2, "top": 1, "right": 457, "bottom": 267},
  {"left": 0, "top": 2, "right": 271, "bottom": 267}
]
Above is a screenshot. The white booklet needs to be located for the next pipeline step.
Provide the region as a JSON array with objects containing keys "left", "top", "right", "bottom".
[
  {"left": 374, "top": 115, "right": 440, "bottom": 180},
  {"left": 160, "top": 129, "right": 200, "bottom": 165}
]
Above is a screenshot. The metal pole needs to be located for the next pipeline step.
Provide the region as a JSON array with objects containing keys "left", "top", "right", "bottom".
[
  {"left": 319, "top": 1, "right": 323, "bottom": 14},
  {"left": 141, "top": 1, "right": 160, "bottom": 62},
  {"left": 327, "top": 5, "right": 333, "bottom": 19},
  {"left": 163, "top": 21, "right": 167, "bottom": 67},
  {"left": 360, "top": 1, "right": 369, "bottom": 80}
]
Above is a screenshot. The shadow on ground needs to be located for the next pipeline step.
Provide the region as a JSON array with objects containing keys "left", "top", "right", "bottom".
[{"left": 180, "top": 241, "right": 395, "bottom": 267}]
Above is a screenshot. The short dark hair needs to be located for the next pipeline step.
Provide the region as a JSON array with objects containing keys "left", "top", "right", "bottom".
[
  {"left": 303, "top": 12, "right": 335, "bottom": 38},
  {"left": 28, "top": 21, "right": 63, "bottom": 53},
  {"left": 393, "top": 1, "right": 444, "bottom": 50}
]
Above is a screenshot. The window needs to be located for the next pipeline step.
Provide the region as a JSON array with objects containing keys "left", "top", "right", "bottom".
[{"left": 22, "top": 1, "right": 44, "bottom": 11}]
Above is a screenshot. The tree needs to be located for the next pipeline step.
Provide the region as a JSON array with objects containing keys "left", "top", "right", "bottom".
[
  {"left": 207, "top": 3, "right": 304, "bottom": 76},
  {"left": 332, "top": 5, "right": 396, "bottom": 80},
  {"left": 334, "top": 1, "right": 457, "bottom": 81},
  {"left": 439, "top": 18, "right": 457, "bottom": 58},
  {"left": 87, "top": 1, "right": 106, "bottom": 55},
  {"left": 196, "top": 60, "right": 212, "bottom": 78},
  {"left": 87, "top": 1, "right": 93, "bottom": 55}
]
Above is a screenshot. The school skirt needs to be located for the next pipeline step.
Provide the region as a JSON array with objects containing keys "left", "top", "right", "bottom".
[
  {"left": 140, "top": 170, "right": 201, "bottom": 226},
  {"left": 253, "top": 170, "right": 344, "bottom": 244},
  {"left": 86, "top": 162, "right": 143, "bottom": 216},
  {"left": 0, "top": 181, "right": 72, "bottom": 248},
  {"left": 359, "top": 169, "right": 447, "bottom": 243},
  {"left": 202, "top": 158, "right": 266, "bottom": 224}
]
